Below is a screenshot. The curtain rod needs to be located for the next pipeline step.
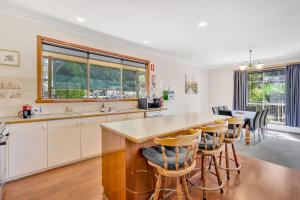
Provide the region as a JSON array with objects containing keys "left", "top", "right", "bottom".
[{"left": 233, "top": 61, "right": 300, "bottom": 72}]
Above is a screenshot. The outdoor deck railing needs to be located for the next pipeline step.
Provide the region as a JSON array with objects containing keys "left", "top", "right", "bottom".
[{"left": 248, "top": 102, "right": 285, "bottom": 123}]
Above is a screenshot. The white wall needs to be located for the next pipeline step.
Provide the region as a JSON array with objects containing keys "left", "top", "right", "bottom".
[
  {"left": 207, "top": 67, "right": 234, "bottom": 111},
  {"left": 0, "top": 14, "right": 208, "bottom": 116},
  {"left": 156, "top": 59, "right": 208, "bottom": 115}
]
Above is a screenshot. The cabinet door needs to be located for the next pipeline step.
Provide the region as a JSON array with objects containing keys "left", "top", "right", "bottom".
[
  {"left": 48, "top": 119, "right": 81, "bottom": 167},
  {"left": 126, "top": 112, "right": 145, "bottom": 120},
  {"left": 106, "top": 114, "right": 128, "bottom": 122},
  {"left": 81, "top": 116, "right": 106, "bottom": 158},
  {"left": 8, "top": 122, "right": 47, "bottom": 178}
]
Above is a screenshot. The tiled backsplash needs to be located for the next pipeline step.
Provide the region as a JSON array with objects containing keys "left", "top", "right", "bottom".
[{"left": 0, "top": 76, "right": 138, "bottom": 117}]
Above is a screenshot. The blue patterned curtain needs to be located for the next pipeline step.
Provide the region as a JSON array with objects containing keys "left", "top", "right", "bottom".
[
  {"left": 233, "top": 71, "right": 247, "bottom": 110},
  {"left": 285, "top": 64, "right": 300, "bottom": 127}
]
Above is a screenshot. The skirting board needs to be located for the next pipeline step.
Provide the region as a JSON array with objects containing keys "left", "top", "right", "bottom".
[{"left": 269, "top": 123, "right": 300, "bottom": 134}]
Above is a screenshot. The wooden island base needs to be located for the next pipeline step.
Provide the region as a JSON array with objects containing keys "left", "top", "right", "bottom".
[
  {"left": 102, "top": 127, "right": 174, "bottom": 200},
  {"left": 102, "top": 129, "right": 210, "bottom": 200}
]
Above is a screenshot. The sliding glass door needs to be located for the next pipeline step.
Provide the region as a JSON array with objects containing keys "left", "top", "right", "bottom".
[{"left": 247, "top": 70, "right": 286, "bottom": 123}]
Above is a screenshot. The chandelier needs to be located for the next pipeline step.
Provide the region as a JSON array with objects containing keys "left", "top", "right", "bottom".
[{"left": 239, "top": 49, "right": 264, "bottom": 71}]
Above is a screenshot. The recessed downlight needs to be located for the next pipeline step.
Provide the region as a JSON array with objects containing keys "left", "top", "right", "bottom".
[
  {"left": 76, "top": 17, "right": 86, "bottom": 23},
  {"left": 143, "top": 40, "right": 149, "bottom": 44},
  {"left": 198, "top": 21, "right": 207, "bottom": 27}
]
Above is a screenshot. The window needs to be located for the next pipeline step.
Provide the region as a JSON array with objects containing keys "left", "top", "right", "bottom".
[
  {"left": 38, "top": 36, "right": 149, "bottom": 102},
  {"left": 42, "top": 57, "right": 88, "bottom": 99},
  {"left": 89, "top": 63, "right": 121, "bottom": 99},
  {"left": 122, "top": 67, "right": 146, "bottom": 98},
  {"left": 247, "top": 69, "right": 286, "bottom": 123}
]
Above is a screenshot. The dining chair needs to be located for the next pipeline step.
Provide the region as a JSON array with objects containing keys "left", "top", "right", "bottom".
[
  {"left": 223, "top": 105, "right": 229, "bottom": 111},
  {"left": 187, "top": 123, "right": 227, "bottom": 200},
  {"left": 142, "top": 129, "right": 201, "bottom": 200},
  {"left": 263, "top": 109, "right": 270, "bottom": 133},
  {"left": 245, "top": 106, "right": 257, "bottom": 112},
  {"left": 217, "top": 106, "right": 224, "bottom": 111},
  {"left": 212, "top": 107, "right": 218, "bottom": 115},
  {"left": 249, "top": 110, "right": 263, "bottom": 145},
  {"left": 259, "top": 109, "right": 267, "bottom": 138},
  {"left": 218, "top": 110, "right": 233, "bottom": 116}
]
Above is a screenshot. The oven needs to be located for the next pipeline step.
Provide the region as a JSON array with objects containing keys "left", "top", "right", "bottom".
[{"left": 0, "top": 123, "right": 9, "bottom": 200}]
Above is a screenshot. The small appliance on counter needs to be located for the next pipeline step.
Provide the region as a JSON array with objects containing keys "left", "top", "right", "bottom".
[
  {"left": 21, "top": 104, "right": 32, "bottom": 119},
  {"left": 138, "top": 97, "right": 162, "bottom": 109}
]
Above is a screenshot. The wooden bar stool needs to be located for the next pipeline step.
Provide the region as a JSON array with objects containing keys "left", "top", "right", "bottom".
[
  {"left": 142, "top": 129, "right": 201, "bottom": 200},
  {"left": 218, "top": 117, "right": 243, "bottom": 179},
  {"left": 187, "top": 123, "right": 227, "bottom": 200}
]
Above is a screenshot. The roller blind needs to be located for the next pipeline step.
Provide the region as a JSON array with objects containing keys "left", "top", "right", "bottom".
[{"left": 42, "top": 42, "right": 147, "bottom": 68}]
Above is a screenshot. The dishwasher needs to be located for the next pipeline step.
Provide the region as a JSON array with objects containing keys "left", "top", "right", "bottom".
[{"left": 0, "top": 123, "right": 9, "bottom": 200}]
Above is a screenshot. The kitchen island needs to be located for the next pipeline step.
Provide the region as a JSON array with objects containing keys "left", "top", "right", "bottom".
[{"left": 101, "top": 113, "right": 229, "bottom": 200}]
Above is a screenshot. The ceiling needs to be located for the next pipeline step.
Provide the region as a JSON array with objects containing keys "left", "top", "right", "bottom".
[{"left": 2, "top": 0, "right": 300, "bottom": 68}]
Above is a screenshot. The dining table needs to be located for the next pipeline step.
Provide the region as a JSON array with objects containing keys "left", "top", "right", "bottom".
[
  {"left": 231, "top": 110, "right": 257, "bottom": 144},
  {"left": 231, "top": 110, "right": 256, "bottom": 127}
]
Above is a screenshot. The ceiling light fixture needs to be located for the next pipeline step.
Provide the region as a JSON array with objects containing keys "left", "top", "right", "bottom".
[
  {"left": 76, "top": 17, "right": 86, "bottom": 23},
  {"left": 143, "top": 40, "right": 149, "bottom": 44},
  {"left": 198, "top": 21, "right": 207, "bottom": 27},
  {"left": 239, "top": 49, "right": 264, "bottom": 71}
]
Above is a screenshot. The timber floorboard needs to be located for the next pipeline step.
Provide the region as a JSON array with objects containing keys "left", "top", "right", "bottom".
[
  {"left": 4, "top": 157, "right": 106, "bottom": 200},
  {"left": 4, "top": 155, "right": 300, "bottom": 200}
]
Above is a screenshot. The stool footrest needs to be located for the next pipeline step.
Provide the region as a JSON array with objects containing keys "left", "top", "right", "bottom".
[
  {"left": 149, "top": 188, "right": 176, "bottom": 200},
  {"left": 186, "top": 168, "right": 224, "bottom": 191},
  {"left": 187, "top": 178, "right": 224, "bottom": 191},
  {"left": 218, "top": 156, "right": 242, "bottom": 171}
]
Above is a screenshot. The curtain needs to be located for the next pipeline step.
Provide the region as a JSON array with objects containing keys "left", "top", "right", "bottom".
[
  {"left": 285, "top": 64, "right": 300, "bottom": 127},
  {"left": 233, "top": 71, "right": 247, "bottom": 110}
]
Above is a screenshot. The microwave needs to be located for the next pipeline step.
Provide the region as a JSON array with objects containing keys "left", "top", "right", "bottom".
[{"left": 138, "top": 98, "right": 161, "bottom": 109}]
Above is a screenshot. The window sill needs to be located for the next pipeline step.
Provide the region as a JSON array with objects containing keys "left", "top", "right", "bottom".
[{"left": 35, "top": 98, "right": 138, "bottom": 103}]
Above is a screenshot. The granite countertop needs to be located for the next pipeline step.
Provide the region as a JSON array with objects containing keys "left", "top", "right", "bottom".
[
  {"left": 101, "top": 113, "right": 230, "bottom": 143},
  {"left": 0, "top": 108, "right": 167, "bottom": 124}
]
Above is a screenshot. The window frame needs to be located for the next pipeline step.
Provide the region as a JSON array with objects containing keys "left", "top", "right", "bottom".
[
  {"left": 36, "top": 36, "right": 150, "bottom": 103},
  {"left": 247, "top": 69, "right": 286, "bottom": 105},
  {"left": 247, "top": 69, "right": 286, "bottom": 123}
]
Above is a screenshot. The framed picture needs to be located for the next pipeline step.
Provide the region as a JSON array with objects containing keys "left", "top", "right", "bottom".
[
  {"left": 0, "top": 49, "right": 20, "bottom": 66},
  {"left": 185, "top": 74, "right": 198, "bottom": 94}
]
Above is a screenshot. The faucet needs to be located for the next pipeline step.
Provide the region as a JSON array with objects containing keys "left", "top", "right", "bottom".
[{"left": 100, "top": 103, "right": 106, "bottom": 112}]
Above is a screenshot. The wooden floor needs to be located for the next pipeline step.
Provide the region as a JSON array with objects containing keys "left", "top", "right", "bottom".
[
  {"left": 4, "top": 155, "right": 300, "bottom": 200},
  {"left": 4, "top": 157, "right": 105, "bottom": 200}
]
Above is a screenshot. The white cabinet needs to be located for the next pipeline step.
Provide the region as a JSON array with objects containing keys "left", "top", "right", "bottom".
[
  {"left": 6, "top": 111, "right": 146, "bottom": 179},
  {"left": 48, "top": 119, "right": 81, "bottom": 167},
  {"left": 80, "top": 116, "right": 106, "bottom": 158},
  {"left": 8, "top": 122, "right": 47, "bottom": 178}
]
